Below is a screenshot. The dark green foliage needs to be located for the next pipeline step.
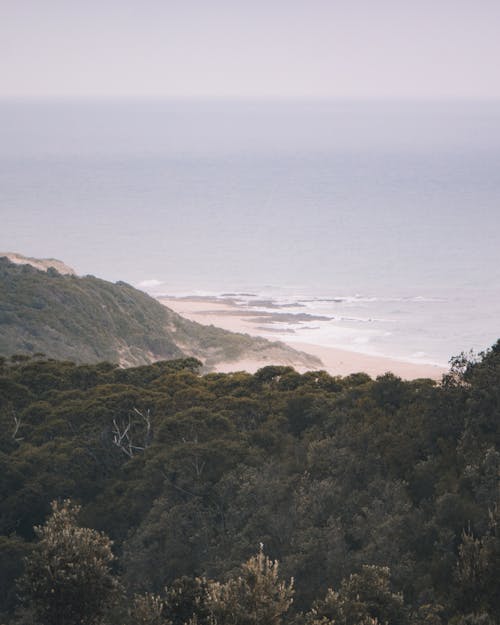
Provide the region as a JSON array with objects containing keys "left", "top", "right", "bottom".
[
  {"left": 0, "top": 534, "right": 29, "bottom": 620},
  {"left": 0, "top": 343, "right": 499, "bottom": 623},
  {"left": 163, "top": 576, "right": 212, "bottom": 625},
  {"left": 453, "top": 506, "right": 500, "bottom": 621}
]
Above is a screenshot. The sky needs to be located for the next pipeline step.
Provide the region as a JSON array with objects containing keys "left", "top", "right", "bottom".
[{"left": 1, "top": 0, "right": 500, "bottom": 99}]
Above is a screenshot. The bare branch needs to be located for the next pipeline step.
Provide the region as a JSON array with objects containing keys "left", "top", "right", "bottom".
[
  {"left": 12, "top": 415, "right": 23, "bottom": 442},
  {"left": 132, "top": 407, "right": 153, "bottom": 448},
  {"left": 112, "top": 409, "right": 153, "bottom": 458},
  {"left": 112, "top": 417, "right": 134, "bottom": 458},
  {"left": 191, "top": 456, "right": 206, "bottom": 478}
]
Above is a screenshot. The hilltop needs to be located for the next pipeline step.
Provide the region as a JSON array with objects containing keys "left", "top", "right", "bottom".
[
  {"left": 0, "top": 255, "right": 320, "bottom": 369},
  {"left": 0, "top": 251, "right": 76, "bottom": 275}
]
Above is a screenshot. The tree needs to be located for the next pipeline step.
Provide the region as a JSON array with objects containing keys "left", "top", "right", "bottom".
[
  {"left": 129, "top": 592, "right": 166, "bottom": 625},
  {"left": 163, "top": 576, "right": 211, "bottom": 625},
  {"left": 454, "top": 506, "right": 500, "bottom": 622},
  {"left": 18, "top": 499, "right": 121, "bottom": 625},
  {"left": 306, "top": 565, "right": 408, "bottom": 625},
  {"left": 207, "top": 546, "right": 294, "bottom": 625}
]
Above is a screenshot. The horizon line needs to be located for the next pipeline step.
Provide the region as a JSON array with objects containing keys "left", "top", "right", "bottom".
[{"left": 1, "top": 95, "right": 500, "bottom": 103}]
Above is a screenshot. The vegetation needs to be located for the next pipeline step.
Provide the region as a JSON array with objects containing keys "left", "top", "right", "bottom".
[
  {"left": 0, "top": 257, "right": 318, "bottom": 368},
  {"left": 0, "top": 342, "right": 499, "bottom": 623},
  {"left": 18, "top": 500, "right": 121, "bottom": 625}
]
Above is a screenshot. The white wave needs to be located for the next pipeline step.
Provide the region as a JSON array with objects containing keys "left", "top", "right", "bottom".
[
  {"left": 148, "top": 284, "right": 457, "bottom": 366},
  {"left": 137, "top": 278, "right": 163, "bottom": 288}
]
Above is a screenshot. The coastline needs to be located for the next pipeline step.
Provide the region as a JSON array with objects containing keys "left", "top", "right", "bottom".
[{"left": 159, "top": 296, "right": 448, "bottom": 380}]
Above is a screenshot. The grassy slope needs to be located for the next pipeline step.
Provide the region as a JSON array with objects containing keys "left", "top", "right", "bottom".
[{"left": 0, "top": 258, "right": 320, "bottom": 369}]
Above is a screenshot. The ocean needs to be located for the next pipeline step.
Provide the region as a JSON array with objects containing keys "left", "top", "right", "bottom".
[{"left": 1, "top": 98, "right": 499, "bottom": 366}]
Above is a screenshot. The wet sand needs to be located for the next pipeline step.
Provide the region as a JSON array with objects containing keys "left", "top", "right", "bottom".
[{"left": 159, "top": 296, "right": 447, "bottom": 380}]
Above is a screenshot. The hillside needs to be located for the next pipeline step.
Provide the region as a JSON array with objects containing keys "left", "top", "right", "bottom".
[{"left": 0, "top": 256, "right": 320, "bottom": 369}]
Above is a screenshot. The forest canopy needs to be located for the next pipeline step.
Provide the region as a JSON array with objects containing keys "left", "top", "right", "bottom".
[{"left": 0, "top": 343, "right": 499, "bottom": 624}]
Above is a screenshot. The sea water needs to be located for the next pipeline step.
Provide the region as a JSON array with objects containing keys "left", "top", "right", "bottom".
[{"left": 1, "top": 99, "right": 499, "bottom": 365}]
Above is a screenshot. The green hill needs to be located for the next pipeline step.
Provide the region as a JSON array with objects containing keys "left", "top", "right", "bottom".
[{"left": 0, "top": 256, "right": 320, "bottom": 369}]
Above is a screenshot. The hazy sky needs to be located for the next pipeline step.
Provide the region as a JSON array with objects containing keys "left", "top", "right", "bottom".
[{"left": 2, "top": 0, "right": 500, "bottom": 99}]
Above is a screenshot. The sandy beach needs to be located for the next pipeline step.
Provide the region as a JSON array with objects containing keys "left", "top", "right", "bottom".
[{"left": 160, "top": 296, "right": 448, "bottom": 380}]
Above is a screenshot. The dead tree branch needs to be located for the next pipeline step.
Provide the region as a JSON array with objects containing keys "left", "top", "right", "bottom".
[
  {"left": 12, "top": 415, "right": 23, "bottom": 443},
  {"left": 132, "top": 407, "right": 153, "bottom": 448},
  {"left": 112, "top": 408, "right": 153, "bottom": 458}
]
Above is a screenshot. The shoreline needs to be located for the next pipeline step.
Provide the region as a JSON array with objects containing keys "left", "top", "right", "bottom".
[{"left": 160, "top": 296, "right": 448, "bottom": 380}]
